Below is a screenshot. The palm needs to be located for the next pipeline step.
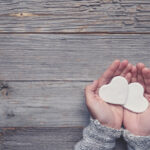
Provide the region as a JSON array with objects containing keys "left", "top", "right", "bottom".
[
  {"left": 124, "top": 63, "right": 150, "bottom": 136},
  {"left": 89, "top": 95, "right": 123, "bottom": 129},
  {"left": 95, "top": 60, "right": 131, "bottom": 129},
  {"left": 102, "top": 102, "right": 123, "bottom": 129}
]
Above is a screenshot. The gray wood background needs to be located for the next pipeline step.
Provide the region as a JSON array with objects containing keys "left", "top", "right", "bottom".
[{"left": 0, "top": 0, "right": 150, "bottom": 149}]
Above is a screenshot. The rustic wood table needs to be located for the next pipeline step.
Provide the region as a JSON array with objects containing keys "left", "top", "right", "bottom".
[{"left": 0, "top": 0, "right": 150, "bottom": 149}]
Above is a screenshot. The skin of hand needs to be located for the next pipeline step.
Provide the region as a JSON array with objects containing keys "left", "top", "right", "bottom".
[
  {"left": 85, "top": 60, "right": 132, "bottom": 129},
  {"left": 123, "top": 63, "right": 150, "bottom": 136}
]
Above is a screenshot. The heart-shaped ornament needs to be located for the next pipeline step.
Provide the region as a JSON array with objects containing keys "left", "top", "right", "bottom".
[
  {"left": 99, "top": 76, "right": 128, "bottom": 105},
  {"left": 124, "top": 83, "right": 149, "bottom": 113}
]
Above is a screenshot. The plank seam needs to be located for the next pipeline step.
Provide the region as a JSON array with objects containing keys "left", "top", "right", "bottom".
[
  {"left": 0, "top": 32, "right": 150, "bottom": 34},
  {"left": 0, "top": 80, "right": 92, "bottom": 82}
]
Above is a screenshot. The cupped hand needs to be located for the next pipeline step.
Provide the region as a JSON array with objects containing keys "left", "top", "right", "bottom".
[
  {"left": 85, "top": 60, "right": 132, "bottom": 129},
  {"left": 123, "top": 63, "right": 150, "bottom": 136}
]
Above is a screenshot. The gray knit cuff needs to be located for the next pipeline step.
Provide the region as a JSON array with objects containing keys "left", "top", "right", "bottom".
[
  {"left": 90, "top": 117, "right": 122, "bottom": 139},
  {"left": 74, "top": 117, "right": 122, "bottom": 150},
  {"left": 123, "top": 130, "right": 150, "bottom": 150}
]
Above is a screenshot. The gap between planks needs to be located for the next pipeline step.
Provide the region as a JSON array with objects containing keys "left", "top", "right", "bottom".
[
  {"left": 1, "top": 32, "right": 150, "bottom": 34},
  {"left": 0, "top": 80, "right": 92, "bottom": 82}
]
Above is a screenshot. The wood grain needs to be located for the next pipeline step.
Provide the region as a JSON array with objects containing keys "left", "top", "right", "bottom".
[
  {"left": 0, "top": 127, "right": 126, "bottom": 150},
  {"left": 0, "top": 0, "right": 150, "bottom": 33},
  {"left": 0, "top": 34, "right": 150, "bottom": 81},
  {"left": 0, "top": 127, "right": 82, "bottom": 150},
  {"left": 0, "top": 1, "right": 150, "bottom": 149},
  {"left": 0, "top": 81, "right": 89, "bottom": 127}
]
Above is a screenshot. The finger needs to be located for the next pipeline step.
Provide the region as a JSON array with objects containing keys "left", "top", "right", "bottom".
[
  {"left": 85, "top": 80, "right": 99, "bottom": 99},
  {"left": 98, "top": 59, "right": 120, "bottom": 87},
  {"left": 85, "top": 80, "right": 98, "bottom": 93},
  {"left": 137, "top": 63, "right": 145, "bottom": 87},
  {"left": 114, "top": 60, "right": 128, "bottom": 76},
  {"left": 142, "top": 67, "right": 150, "bottom": 80},
  {"left": 121, "top": 63, "right": 132, "bottom": 77},
  {"left": 90, "top": 80, "right": 99, "bottom": 92},
  {"left": 131, "top": 66, "right": 137, "bottom": 82},
  {"left": 124, "top": 72, "right": 132, "bottom": 83},
  {"left": 142, "top": 67, "right": 150, "bottom": 94},
  {"left": 144, "top": 93, "right": 150, "bottom": 102}
]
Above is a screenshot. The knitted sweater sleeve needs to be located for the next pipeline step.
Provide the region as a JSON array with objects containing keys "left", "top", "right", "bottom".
[
  {"left": 123, "top": 130, "right": 150, "bottom": 150},
  {"left": 74, "top": 118, "right": 122, "bottom": 150}
]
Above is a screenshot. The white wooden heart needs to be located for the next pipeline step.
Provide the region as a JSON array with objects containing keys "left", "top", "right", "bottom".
[
  {"left": 124, "top": 83, "right": 149, "bottom": 113},
  {"left": 99, "top": 76, "right": 128, "bottom": 105}
]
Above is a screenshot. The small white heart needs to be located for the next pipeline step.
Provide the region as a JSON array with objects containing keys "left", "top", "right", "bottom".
[
  {"left": 99, "top": 76, "right": 149, "bottom": 113},
  {"left": 99, "top": 76, "right": 128, "bottom": 105},
  {"left": 124, "top": 83, "right": 149, "bottom": 113}
]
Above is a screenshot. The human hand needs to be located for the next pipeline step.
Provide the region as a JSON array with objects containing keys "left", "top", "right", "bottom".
[
  {"left": 123, "top": 63, "right": 150, "bottom": 136},
  {"left": 85, "top": 60, "right": 132, "bottom": 129}
]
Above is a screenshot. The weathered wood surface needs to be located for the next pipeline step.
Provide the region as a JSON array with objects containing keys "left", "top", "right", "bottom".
[
  {"left": 1, "top": 0, "right": 150, "bottom": 149},
  {"left": 0, "top": 34, "right": 150, "bottom": 81},
  {"left": 0, "top": 127, "right": 126, "bottom": 150},
  {"left": 0, "top": 127, "right": 82, "bottom": 150},
  {"left": 0, "top": 81, "right": 89, "bottom": 127},
  {"left": 0, "top": 0, "right": 150, "bottom": 33}
]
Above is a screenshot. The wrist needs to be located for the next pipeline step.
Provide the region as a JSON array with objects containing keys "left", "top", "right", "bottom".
[
  {"left": 101, "top": 121, "right": 122, "bottom": 130},
  {"left": 90, "top": 117, "right": 122, "bottom": 138},
  {"left": 97, "top": 116, "right": 122, "bottom": 130},
  {"left": 128, "top": 130, "right": 150, "bottom": 136},
  {"left": 126, "top": 127, "right": 150, "bottom": 136}
]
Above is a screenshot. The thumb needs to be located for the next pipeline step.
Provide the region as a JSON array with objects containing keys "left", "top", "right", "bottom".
[
  {"left": 91, "top": 80, "right": 99, "bottom": 91},
  {"left": 85, "top": 80, "right": 98, "bottom": 100}
]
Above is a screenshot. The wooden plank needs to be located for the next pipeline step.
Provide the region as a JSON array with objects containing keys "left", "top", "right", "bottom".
[
  {"left": 0, "top": 127, "right": 82, "bottom": 150},
  {"left": 0, "top": 81, "right": 89, "bottom": 127},
  {"left": 0, "top": 127, "right": 126, "bottom": 150},
  {"left": 0, "top": 0, "right": 150, "bottom": 33},
  {"left": 0, "top": 34, "right": 150, "bottom": 81}
]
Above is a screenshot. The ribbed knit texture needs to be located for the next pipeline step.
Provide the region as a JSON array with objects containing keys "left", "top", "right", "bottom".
[
  {"left": 123, "top": 130, "right": 150, "bottom": 150},
  {"left": 74, "top": 118, "right": 150, "bottom": 150},
  {"left": 74, "top": 118, "right": 122, "bottom": 150}
]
